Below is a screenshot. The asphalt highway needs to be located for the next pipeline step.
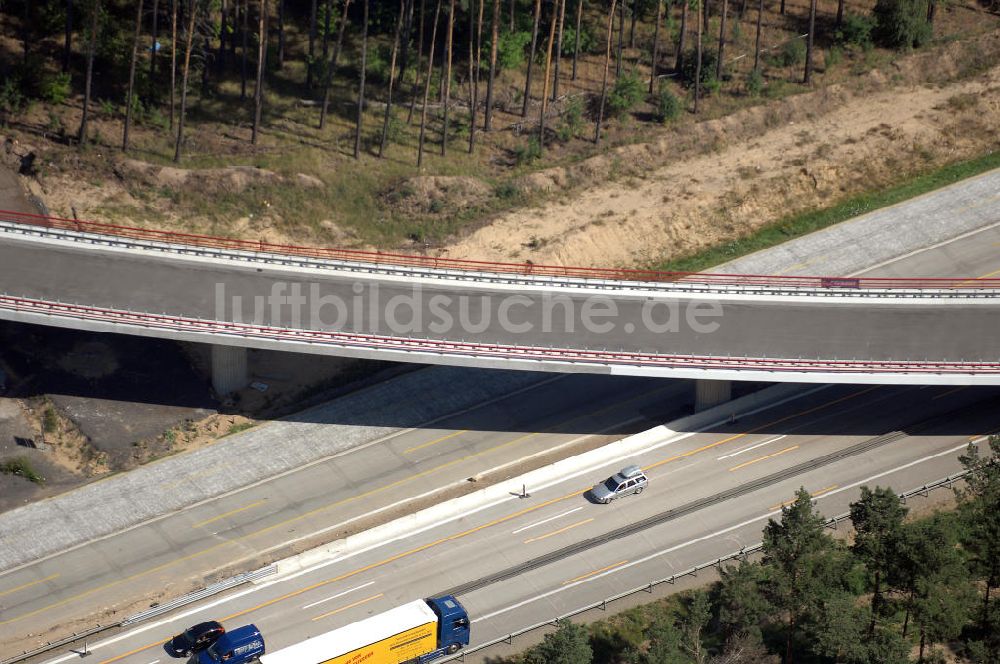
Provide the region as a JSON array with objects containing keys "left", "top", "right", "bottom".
[
  {"left": 35, "top": 381, "right": 1000, "bottom": 664},
  {"left": 1, "top": 237, "right": 998, "bottom": 366}
]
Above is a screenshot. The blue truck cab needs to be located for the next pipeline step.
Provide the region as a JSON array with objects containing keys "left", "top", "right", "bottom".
[
  {"left": 421, "top": 595, "right": 471, "bottom": 661},
  {"left": 193, "top": 624, "right": 265, "bottom": 663}
]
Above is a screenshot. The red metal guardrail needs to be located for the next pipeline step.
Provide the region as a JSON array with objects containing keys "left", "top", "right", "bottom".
[
  {"left": 3, "top": 209, "right": 999, "bottom": 290},
  {"left": 3, "top": 295, "right": 999, "bottom": 375}
]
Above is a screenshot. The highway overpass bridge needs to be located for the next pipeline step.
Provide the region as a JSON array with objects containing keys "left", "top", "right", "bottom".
[{"left": 0, "top": 211, "right": 998, "bottom": 404}]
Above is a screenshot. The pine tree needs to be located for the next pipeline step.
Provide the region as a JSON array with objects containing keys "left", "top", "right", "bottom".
[
  {"left": 522, "top": 0, "right": 542, "bottom": 117},
  {"left": 354, "top": 0, "right": 369, "bottom": 158},
  {"left": 319, "top": 0, "right": 353, "bottom": 129},
  {"left": 849, "top": 485, "right": 907, "bottom": 635},
  {"left": 527, "top": 619, "right": 592, "bottom": 664},
  {"left": 123, "top": 0, "right": 146, "bottom": 152},
  {"left": 379, "top": 0, "right": 406, "bottom": 157},
  {"left": 958, "top": 436, "right": 1000, "bottom": 633},
  {"left": 77, "top": 0, "right": 101, "bottom": 147},
  {"left": 484, "top": 0, "right": 500, "bottom": 130},
  {"left": 718, "top": 560, "right": 770, "bottom": 641},
  {"left": 252, "top": 0, "right": 268, "bottom": 145},
  {"left": 417, "top": 0, "right": 442, "bottom": 165},
  {"left": 594, "top": 0, "right": 618, "bottom": 143},
  {"left": 572, "top": 0, "right": 583, "bottom": 80},
  {"left": 174, "top": 0, "right": 197, "bottom": 161}
]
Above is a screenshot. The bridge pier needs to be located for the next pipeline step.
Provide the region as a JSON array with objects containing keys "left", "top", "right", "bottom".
[
  {"left": 211, "top": 345, "right": 249, "bottom": 396},
  {"left": 694, "top": 379, "right": 732, "bottom": 412}
]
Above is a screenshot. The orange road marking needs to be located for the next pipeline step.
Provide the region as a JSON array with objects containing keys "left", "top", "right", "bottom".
[
  {"left": 769, "top": 485, "right": 839, "bottom": 510},
  {"left": 729, "top": 446, "right": 800, "bottom": 472},
  {"left": 0, "top": 573, "right": 59, "bottom": 598},
  {"left": 193, "top": 501, "right": 266, "bottom": 528},
  {"left": 563, "top": 561, "right": 629, "bottom": 585}
]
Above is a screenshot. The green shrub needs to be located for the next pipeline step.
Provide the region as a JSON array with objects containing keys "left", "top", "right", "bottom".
[
  {"left": 745, "top": 68, "right": 764, "bottom": 96},
  {"left": 873, "top": 0, "right": 932, "bottom": 49},
  {"left": 561, "top": 25, "right": 598, "bottom": 56},
  {"left": 0, "top": 457, "right": 44, "bottom": 484},
  {"left": 655, "top": 87, "right": 682, "bottom": 123},
  {"left": 836, "top": 13, "right": 876, "bottom": 47},
  {"left": 825, "top": 45, "right": 844, "bottom": 69},
  {"left": 679, "top": 48, "right": 719, "bottom": 87},
  {"left": 42, "top": 407, "right": 58, "bottom": 434},
  {"left": 513, "top": 136, "right": 542, "bottom": 165},
  {"left": 40, "top": 72, "right": 72, "bottom": 105},
  {"left": 497, "top": 30, "right": 532, "bottom": 71},
  {"left": 557, "top": 96, "right": 584, "bottom": 140},
  {"left": 0, "top": 78, "right": 24, "bottom": 117},
  {"left": 607, "top": 71, "right": 645, "bottom": 118},
  {"left": 770, "top": 38, "right": 806, "bottom": 67}
]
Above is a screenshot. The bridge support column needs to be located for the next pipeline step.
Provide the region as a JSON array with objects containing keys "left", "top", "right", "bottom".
[
  {"left": 694, "top": 379, "right": 732, "bottom": 412},
  {"left": 211, "top": 345, "right": 249, "bottom": 396}
]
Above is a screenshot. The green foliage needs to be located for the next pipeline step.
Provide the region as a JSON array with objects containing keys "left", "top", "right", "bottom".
[
  {"left": 42, "top": 407, "right": 59, "bottom": 434},
  {"left": 957, "top": 436, "right": 1000, "bottom": 634},
  {"left": 642, "top": 616, "right": 685, "bottom": 664},
  {"left": 607, "top": 72, "right": 645, "bottom": 119},
  {"left": 0, "top": 457, "right": 44, "bottom": 484},
  {"left": 873, "top": 0, "right": 933, "bottom": 49},
  {"left": 717, "top": 560, "right": 770, "bottom": 641},
  {"left": 770, "top": 38, "right": 806, "bottom": 67},
  {"left": 557, "top": 96, "right": 585, "bottom": 141},
  {"left": 0, "top": 78, "right": 25, "bottom": 118},
  {"left": 679, "top": 590, "right": 711, "bottom": 662},
  {"left": 40, "top": 72, "right": 72, "bottom": 105},
  {"left": 836, "top": 13, "right": 876, "bottom": 47},
  {"left": 526, "top": 619, "right": 592, "bottom": 664},
  {"left": 849, "top": 486, "right": 907, "bottom": 620},
  {"left": 655, "top": 86, "right": 682, "bottom": 123},
  {"left": 745, "top": 68, "right": 764, "bottom": 97},
  {"left": 497, "top": 30, "right": 533, "bottom": 71},
  {"left": 679, "top": 48, "right": 719, "bottom": 87},
  {"left": 513, "top": 136, "right": 542, "bottom": 165},
  {"left": 561, "top": 24, "right": 599, "bottom": 56}
]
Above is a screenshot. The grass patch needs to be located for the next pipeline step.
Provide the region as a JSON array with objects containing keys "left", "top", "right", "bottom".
[
  {"left": 656, "top": 149, "right": 1000, "bottom": 273},
  {"left": 225, "top": 422, "right": 257, "bottom": 437},
  {"left": 0, "top": 456, "right": 44, "bottom": 484}
]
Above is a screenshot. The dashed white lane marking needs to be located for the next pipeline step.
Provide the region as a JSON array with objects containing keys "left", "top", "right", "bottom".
[
  {"left": 300, "top": 581, "right": 377, "bottom": 610},
  {"left": 716, "top": 435, "right": 787, "bottom": 460},
  {"left": 511, "top": 507, "right": 585, "bottom": 535}
]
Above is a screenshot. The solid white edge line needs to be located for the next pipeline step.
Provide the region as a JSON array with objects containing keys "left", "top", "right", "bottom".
[
  {"left": 511, "top": 508, "right": 586, "bottom": 535},
  {"left": 39, "top": 385, "right": 831, "bottom": 664},
  {"left": 473, "top": 438, "right": 980, "bottom": 623},
  {"left": 300, "top": 581, "right": 376, "bottom": 610},
  {"left": 716, "top": 435, "right": 788, "bottom": 460}
]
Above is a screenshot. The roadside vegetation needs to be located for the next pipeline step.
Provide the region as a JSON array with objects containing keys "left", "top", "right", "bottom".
[
  {"left": 0, "top": 0, "right": 996, "bottom": 251},
  {"left": 656, "top": 148, "right": 1000, "bottom": 273},
  {"left": 0, "top": 456, "right": 44, "bottom": 484},
  {"left": 502, "top": 436, "right": 1000, "bottom": 664}
]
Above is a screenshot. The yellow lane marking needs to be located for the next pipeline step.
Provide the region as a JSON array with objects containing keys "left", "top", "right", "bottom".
[
  {"left": 193, "top": 500, "right": 266, "bottom": 528},
  {"left": 728, "top": 445, "right": 800, "bottom": 472},
  {"left": 0, "top": 573, "right": 59, "bottom": 598},
  {"left": 932, "top": 386, "right": 967, "bottom": 401},
  {"left": 645, "top": 386, "right": 878, "bottom": 473},
  {"left": 94, "top": 387, "right": 874, "bottom": 662},
  {"left": 97, "top": 488, "right": 589, "bottom": 663},
  {"left": 524, "top": 518, "right": 594, "bottom": 544},
  {"left": 563, "top": 561, "right": 629, "bottom": 585},
  {"left": 769, "top": 485, "right": 839, "bottom": 510},
  {"left": 953, "top": 267, "right": 1000, "bottom": 287},
  {"left": 404, "top": 430, "right": 469, "bottom": 454},
  {"left": 311, "top": 593, "right": 384, "bottom": 622}
]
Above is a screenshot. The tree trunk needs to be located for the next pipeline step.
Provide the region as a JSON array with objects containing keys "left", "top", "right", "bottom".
[
  {"left": 552, "top": 0, "right": 566, "bottom": 99},
  {"left": 323, "top": 0, "right": 333, "bottom": 58},
  {"left": 484, "top": 0, "right": 500, "bottom": 130},
  {"left": 539, "top": 0, "right": 558, "bottom": 147},
  {"left": 379, "top": 0, "right": 406, "bottom": 157},
  {"left": 308, "top": 0, "right": 318, "bottom": 88},
  {"left": 522, "top": 0, "right": 541, "bottom": 117},
  {"left": 218, "top": 0, "right": 228, "bottom": 74},
  {"left": 509, "top": 0, "right": 515, "bottom": 30},
  {"left": 803, "top": 0, "right": 816, "bottom": 83},
  {"left": 780, "top": 0, "right": 785, "bottom": 15},
  {"left": 836, "top": 0, "right": 844, "bottom": 25},
  {"left": 716, "top": 0, "right": 727, "bottom": 80},
  {"left": 616, "top": 0, "right": 624, "bottom": 76},
  {"left": 441, "top": 0, "right": 455, "bottom": 155},
  {"left": 649, "top": 0, "right": 662, "bottom": 92},
  {"left": 594, "top": 0, "right": 617, "bottom": 143},
  {"left": 200, "top": 36, "right": 212, "bottom": 96},
  {"left": 252, "top": 0, "right": 268, "bottom": 145},
  {"left": 64, "top": 0, "right": 74, "bottom": 73},
  {"left": 903, "top": 589, "right": 914, "bottom": 638},
  {"left": 150, "top": 0, "right": 160, "bottom": 83},
  {"left": 982, "top": 579, "right": 993, "bottom": 632},
  {"left": 170, "top": 0, "right": 178, "bottom": 129},
  {"left": 408, "top": 0, "right": 427, "bottom": 123},
  {"left": 78, "top": 0, "right": 101, "bottom": 147},
  {"left": 740, "top": 0, "right": 748, "bottom": 19},
  {"left": 21, "top": 1, "right": 30, "bottom": 67},
  {"left": 241, "top": 0, "right": 249, "bottom": 99},
  {"left": 417, "top": 0, "right": 443, "bottom": 165},
  {"left": 173, "top": 0, "right": 197, "bottom": 161},
  {"left": 676, "top": 0, "right": 687, "bottom": 71},
  {"left": 785, "top": 612, "right": 795, "bottom": 664},
  {"left": 694, "top": 0, "right": 702, "bottom": 113},
  {"left": 919, "top": 630, "right": 926, "bottom": 663},
  {"left": 926, "top": 0, "right": 936, "bottom": 23},
  {"left": 354, "top": 0, "right": 368, "bottom": 157},
  {"left": 629, "top": 0, "right": 637, "bottom": 48},
  {"left": 572, "top": 0, "right": 582, "bottom": 80},
  {"left": 468, "top": 0, "right": 482, "bottom": 152},
  {"left": 319, "top": 0, "right": 353, "bottom": 129},
  {"left": 277, "top": 0, "right": 285, "bottom": 67},
  {"left": 398, "top": 0, "right": 415, "bottom": 80},
  {"left": 868, "top": 570, "right": 881, "bottom": 637},
  {"left": 123, "top": 0, "right": 145, "bottom": 152},
  {"left": 753, "top": 0, "right": 762, "bottom": 70}
]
